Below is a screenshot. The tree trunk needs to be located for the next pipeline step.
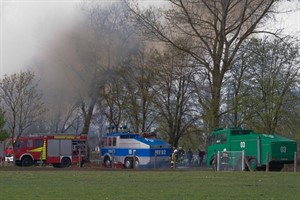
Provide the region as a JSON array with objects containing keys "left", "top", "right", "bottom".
[
  {"left": 209, "top": 68, "right": 223, "bottom": 130},
  {"left": 81, "top": 97, "right": 97, "bottom": 135}
]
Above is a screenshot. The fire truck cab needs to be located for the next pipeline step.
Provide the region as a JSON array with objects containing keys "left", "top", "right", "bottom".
[{"left": 15, "top": 135, "right": 88, "bottom": 168}]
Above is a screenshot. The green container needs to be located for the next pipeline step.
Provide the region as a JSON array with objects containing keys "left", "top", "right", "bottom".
[{"left": 206, "top": 128, "right": 297, "bottom": 171}]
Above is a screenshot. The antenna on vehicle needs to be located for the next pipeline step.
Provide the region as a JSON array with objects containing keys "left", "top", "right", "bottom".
[
  {"left": 120, "top": 125, "right": 128, "bottom": 132},
  {"left": 107, "top": 124, "right": 116, "bottom": 133}
]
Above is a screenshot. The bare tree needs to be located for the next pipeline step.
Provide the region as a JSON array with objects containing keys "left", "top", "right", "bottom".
[
  {"left": 149, "top": 48, "right": 200, "bottom": 147},
  {"left": 48, "top": 102, "right": 82, "bottom": 134},
  {"left": 221, "top": 41, "right": 256, "bottom": 128},
  {"left": 119, "top": 47, "right": 156, "bottom": 133},
  {"left": 74, "top": 2, "right": 153, "bottom": 133},
  {"left": 0, "top": 71, "right": 46, "bottom": 163},
  {"left": 30, "top": 2, "right": 145, "bottom": 137},
  {"left": 128, "top": 0, "right": 279, "bottom": 130},
  {"left": 99, "top": 70, "right": 130, "bottom": 132},
  {"left": 76, "top": 1, "right": 138, "bottom": 134},
  {"left": 0, "top": 109, "right": 9, "bottom": 141}
]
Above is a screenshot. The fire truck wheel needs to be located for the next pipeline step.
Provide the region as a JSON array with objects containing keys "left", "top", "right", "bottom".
[
  {"left": 52, "top": 164, "right": 60, "bottom": 168},
  {"left": 61, "top": 157, "right": 71, "bottom": 168},
  {"left": 21, "top": 157, "right": 34, "bottom": 167},
  {"left": 80, "top": 160, "right": 85, "bottom": 168}
]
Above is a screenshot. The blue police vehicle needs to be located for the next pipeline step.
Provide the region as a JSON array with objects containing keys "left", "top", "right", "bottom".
[{"left": 101, "top": 132, "right": 172, "bottom": 168}]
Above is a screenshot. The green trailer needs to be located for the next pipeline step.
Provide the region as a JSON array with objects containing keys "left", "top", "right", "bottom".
[{"left": 206, "top": 128, "right": 297, "bottom": 171}]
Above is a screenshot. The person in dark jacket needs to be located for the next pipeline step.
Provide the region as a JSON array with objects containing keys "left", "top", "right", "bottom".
[
  {"left": 187, "top": 148, "right": 193, "bottom": 167},
  {"left": 198, "top": 149, "right": 206, "bottom": 167}
]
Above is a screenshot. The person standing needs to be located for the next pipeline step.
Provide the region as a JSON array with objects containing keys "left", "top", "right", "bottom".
[
  {"left": 198, "top": 149, "right": 205, "bottom": 167},
  {"left": 171, "top": 149, "right": 178, "bottom": 169},
  {"left": 187, "top": 148, "right": 193, "bottom": 167},
  {"left": 221, "top": 148, "right": 229, "bottom": 171}
]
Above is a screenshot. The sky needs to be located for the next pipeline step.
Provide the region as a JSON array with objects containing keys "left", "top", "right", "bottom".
[{"left": 0, "top": 0, "right": 299, "bottom": 77}]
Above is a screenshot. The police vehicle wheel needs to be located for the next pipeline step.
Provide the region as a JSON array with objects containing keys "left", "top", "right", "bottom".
[
  {"left": 124, "top": 158, "right": 133, "bottom": 169},
  {"left": 134, "top": 159, "right": 139, "bottom": 169},
  {"left": 104, "top": 157, "right": 111, "bottom": 168},
  {"left": 21, "top": 156, "right": 34, "bottom": 167}
]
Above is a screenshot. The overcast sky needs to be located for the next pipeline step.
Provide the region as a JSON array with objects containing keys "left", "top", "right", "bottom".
[{"left": 1, "top": 0, "right": 299, "bottom": 77}]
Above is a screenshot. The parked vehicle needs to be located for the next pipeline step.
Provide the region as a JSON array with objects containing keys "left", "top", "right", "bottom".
[
  {"left": 206, "top": 128, "right": 297, "bottom": 171},
  {"left": 101, "top": 132, "right": 172, "bottom": 168},
  {"left": 15, "top": 135, "right": 88, "bottom": 167},
  {"left": 5, "top": 147, "right": 14, "bottom": 163}
]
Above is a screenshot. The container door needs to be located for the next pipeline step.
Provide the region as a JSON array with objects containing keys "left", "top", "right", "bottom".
[{"left": 271, "top": 141, "right": 296, "bottom": 162}]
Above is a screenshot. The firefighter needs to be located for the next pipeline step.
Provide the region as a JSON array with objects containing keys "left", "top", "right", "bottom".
[
  {"left": 221, "top": 148, "right": 229, "bottom": 171},
  {"left": 171, "top": 149, "right": 178, "bottom": 168}
]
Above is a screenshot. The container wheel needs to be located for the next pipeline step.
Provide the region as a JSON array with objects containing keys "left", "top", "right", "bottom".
[
  {"left": 21, "top": 156, "right": 34, "bottom": 167},
  {"left": 60, "top": 157, "right": 71, "bottom": 168},
  {"left": 247, "top": 158, "right": 257, "bottom": 171},
  {"left": 269, "top": 164, "right": 284, "bottom": 171}
]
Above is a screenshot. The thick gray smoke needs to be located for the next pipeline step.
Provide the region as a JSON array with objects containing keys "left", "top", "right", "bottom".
[
  {"left": 1, "top": 2, "right": 87, "bottom": 133},
  {"left": 1, "top": 1, "right": 81, "bottom": 77},
  {"left": 2, "top": 1, "right": 144, "bottom": 134},
  {"left": 1, "top": 1, "right": 112, "bottom": 133}
]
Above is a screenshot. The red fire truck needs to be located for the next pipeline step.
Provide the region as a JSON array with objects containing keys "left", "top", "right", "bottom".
[{"left": 15, "top": 135, "right": 88, "bottom": 168}]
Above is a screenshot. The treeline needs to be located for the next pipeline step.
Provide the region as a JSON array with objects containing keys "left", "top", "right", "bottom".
[{"left": 1, "top": 1, "right": 299, "bottom": 149}]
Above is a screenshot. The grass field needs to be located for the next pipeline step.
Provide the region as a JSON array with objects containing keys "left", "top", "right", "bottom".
[{"left": 0, "top": 168, "right": 299, "bottom": 200}]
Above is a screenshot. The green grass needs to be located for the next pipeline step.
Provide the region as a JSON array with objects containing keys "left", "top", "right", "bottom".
[{"left": 0, "top": 168, "right": 299, "bottom": 200}]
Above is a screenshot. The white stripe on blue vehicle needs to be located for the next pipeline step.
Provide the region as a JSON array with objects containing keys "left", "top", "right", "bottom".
[{"left": 101, "top": 132, "right": 172, "bottom": 168}]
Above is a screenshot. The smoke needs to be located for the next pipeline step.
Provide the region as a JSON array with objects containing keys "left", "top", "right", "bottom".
[
  {"left": 1, "top": 1, "right": 144, "bottom": 134},
  {"left": 1, "top": 1, "right": 82, "bottom": 77}
]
